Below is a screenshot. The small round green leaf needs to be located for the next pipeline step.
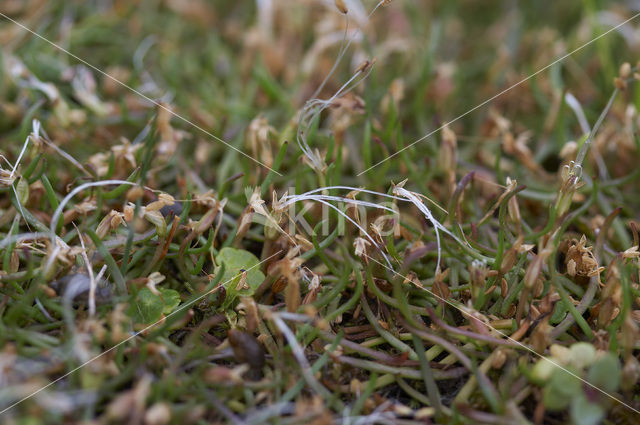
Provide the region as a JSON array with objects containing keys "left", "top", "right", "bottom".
[
  {"left": 570, "top": 393, "right": 605, "bottom": 425},
  {"left": 131, "top": 287, "right": 163, "bottom": 324},
  {"left": 216, "top": 247, "right": 265, "bottom": 306},
  {"left": 569, "top": 343, "right": 596, "bottom": 370},
  {"left": 543, "top": 368, "right": 581, "bottom": 411},
  {"left": 587, "top": 353, "right": 620, "bottom": 394},
  {"left": 159, "top": 288, "right": 181, "bottom": 314}
]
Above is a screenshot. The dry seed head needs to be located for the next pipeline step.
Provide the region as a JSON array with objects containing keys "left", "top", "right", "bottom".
[
  {"left": 620, "top": 62, "right": 632, "bottom": 79},
  {"left": 87, "top": 152, "right": 110, "bottom": 177},
  {"left": 500, "top": 235, "right": 523, "bottom": 274},
  {"left": 355, "top": 58, "right": 376, "bottom": 74},
  {"left": 203, "top": 366, "right": 233, "bottom": 384},
  {"left": 145, "top": 403, "right": 171, "bottom": 425},
  {"left": 524, "top": 251, "right": 547, "bottom": 289},
  {"left": 148, "top": 272, "right": 166, "bottom": 286},
  {"left": 518, "top": 243, "right": 535, "bottom": 254},
  {"left": 614, "top": 77, "right": 628, "bottom": 90},
  {"left": 381, "top": 78, "right": 405, "bottom": 115},
  {"left": 146, "top": 272, "right": 166, "bottom": 296},
  {"left": 146, "top": 193, "right": 175, "bottom": 212},
  {"left": 96, "top": 210, "right": 125, "bottom": 239},
  {"left": 126, "top": 186, "right": 145, "bottom": 202},
  {"left": 439, "top": 124, "right": 457, "bottom": 179},
  {"left": 405, "top": 271, "right": 424, "bottom": 289},
  {"left": 111, "top": 138, "right": 140, "bottom": 170},
  {"left": 156, "top": 104, "right": 185, "bottom": 159},
  {"left": 324, "top": 343, "right": 343, "bottom": 357},
  {"left": 491, "top": 349, "right": 507, "bottom": 369},
  {"left": 557, "top": 165, "right": 584, "bottom": 216},
  {"left": 158, "top": 193, "right": 175, "bottom": 204},
  {"left": 246, "top": 116, "right": 275, "bottom": 167},
  {"left": 235, "top": 271, "right": 249, "bottom": 291},
  {"left": 349, "top": 378, "right": 363, "bottom": 394},
  {"left": 334, "top": 0, "right": 348, "bottom": 14},
  {"left": 303, "top": 304, "right": 318, "bottom": 317},
  {"left": 308, "top": 273, "right": 321, "bottom": 291},
  {"left": 193, "top": 190, "right": 219, "bottom": 209},
  {"left": 393, "top": 405, "right": 413, "bottom": 418},
  {"left": 506, "top": 178, "right": 521, "bottom": 225},
  {"left": 124, "top": 203, "right": 135, "bottom": 222},
  {"left": 0, "top": 168, "right": 16, "bottom": 187},
  {"left": 623, "top": 246, "right": 640, "bottom": 259},
  {"left": 70, "top": 197, "right": 98, "bottom": 216},
  {"left": 353, "top": 237, "right": 371, "bottom": 257},
  {"left": 414, "top": 408, "right": 435, "bottom": 420},
  {"left": 564, "top": 235, "right": 603, "bottom": 280}
]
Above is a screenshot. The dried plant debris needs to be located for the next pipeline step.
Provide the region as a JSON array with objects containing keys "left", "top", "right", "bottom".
[{"left": 1, "top": 1, "right": 640, "bottom": 424}]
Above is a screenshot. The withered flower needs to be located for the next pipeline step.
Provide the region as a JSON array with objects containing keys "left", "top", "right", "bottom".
[{"left": 564, "top": 235, "right": 604, "bottom": 282}]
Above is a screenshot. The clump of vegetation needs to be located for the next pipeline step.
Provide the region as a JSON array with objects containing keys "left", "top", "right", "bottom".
[{"left": 1, "top": 1, "right": 640, "bottom": 424}]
